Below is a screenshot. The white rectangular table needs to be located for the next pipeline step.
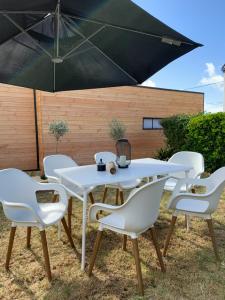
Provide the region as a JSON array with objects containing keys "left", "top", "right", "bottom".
[{"left": 55, "top": 158, "right": 192, "bottom": 270}]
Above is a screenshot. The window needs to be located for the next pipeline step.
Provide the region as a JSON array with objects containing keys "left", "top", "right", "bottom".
[{"left": 143, "top": 118, "right": 163, "bottom": 130}]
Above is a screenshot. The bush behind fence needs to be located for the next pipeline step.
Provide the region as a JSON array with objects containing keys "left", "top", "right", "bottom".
[{"left": 156, "top": 112, "right": 225, "bottom": 173}]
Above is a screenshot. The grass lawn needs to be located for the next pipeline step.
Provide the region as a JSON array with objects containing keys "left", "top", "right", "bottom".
[{"left": 0, "top": 175, "right": 225, "bottom": 299}]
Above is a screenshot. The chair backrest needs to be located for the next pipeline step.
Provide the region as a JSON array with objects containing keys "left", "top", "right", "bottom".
[
  {"left": 43, "top": 154, "right": 78, "bottom": 180},
  {"left": 94, "top": 152, "right": 116, "bottom": 164},
  {"left": 118, "top": 177, "right": 168, "bottom": 233},
  {"left": 210, "top": 167, "right": 225, "bottom": 186},
  {"left": 168, "top": 151, "right": 204, "bottom": 179},
  {"left": 0, "top": 169, "right": 39, "bottom": 221},
  {"left": 205, "top": 167, "right": 225, "bottom": 213}
]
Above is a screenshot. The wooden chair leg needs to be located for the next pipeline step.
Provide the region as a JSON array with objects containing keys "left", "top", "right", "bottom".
[
  {"left": 115, "top": 188, "right": 119, "bottom": 205},
  {"left": 68, "top": 197, "right": 73, "bottom": 235},
  {"left": 61, "top": 217, "right": 78, "bottom": 254},
  {"left": 185, "top": 214, "right": 188, "bottom": 228},
  {"left": 102, "top": 187, "right": 108, "bottom": 203},
  {"left": 88, "top": 230, "right": 103, "bottom": 276},
  {"left": 5, "top": 226, "right": 16, "bottom": 270},
  {"left": 40, "top": 230, "right": 52, "bottom": 282},
  {"left": 122, "top": 235, "right": 127, "bottom": 251},
  {"left": 27, "top": 227, "right": 31, "bottom": 249},
  {"left": 52, "top": 194, "right": 58, "bottom": 203},
  {"left": 185, "top": 215, "right": 191, "bottom": 231},
  {"left": 132, "top": 238, "right": 144, "bottom": 296},
  {"left": 163, "top": 215, "right": 177, "bottom": 257},
  {"left": 150, "top": 227, "right": 166, "bottom": 272},
  {"left": 206, "top": 219, "right": 220, "bottom": 261},
  {"left": 120, "top": 191, "right": 124, "bottom": 205},
  {"left": 100, "top": 187, "right": 108, "bottom": 214},
  {"left": 89, "top": 192, "right": 95, "bottom": 204}
]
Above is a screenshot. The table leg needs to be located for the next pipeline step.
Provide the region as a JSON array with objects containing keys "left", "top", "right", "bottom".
[
  {"left": 81, "top": 192, "right": 88, "bottom": 271},
  {"left": 185, "top": 170, "right": 191, "bottom": 231},
  {"left": 152, "top": 175, "right": 157, "bottom": 181}
]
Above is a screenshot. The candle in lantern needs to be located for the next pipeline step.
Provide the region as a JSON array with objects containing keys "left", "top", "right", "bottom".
[{"left": 119, "top": 155, "right": 127, "bottom": 167}]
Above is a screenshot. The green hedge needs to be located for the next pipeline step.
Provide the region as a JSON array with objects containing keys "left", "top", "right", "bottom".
[
  {"left": 160, "top": 114, "right": 191, "bottom": 153},
  {"left": 156, "top": 112, "right": 225, "bottom": 172},
  {"left": 186, "top": 113, "right": 225, "bottom": 172}
]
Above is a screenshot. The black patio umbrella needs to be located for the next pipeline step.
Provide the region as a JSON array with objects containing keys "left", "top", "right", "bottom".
[{"left": 0, "top": 0, "right": 201, "bottom": 92}]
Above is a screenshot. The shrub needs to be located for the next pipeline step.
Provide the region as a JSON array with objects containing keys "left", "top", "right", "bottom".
[
  {"left": 49, "top": 120, "right": 69, "bottom": 153},
  {"left": 156, "top": 112, "right": 225, "bottom": 173},
  {"left": 109, "top": 119, "right": 126, "bottom": 141},
  {"left": 186, "top": 113, "right": 225, "bottom": 172},
  {"left": 155, "top": 147, "right": 174, "bottom": 161},
  {"left": 157, "top": 114, "right": 192, "bottom": 159}
]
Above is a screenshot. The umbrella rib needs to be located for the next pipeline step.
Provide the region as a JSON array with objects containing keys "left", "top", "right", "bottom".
[
  {"left": 62, "top": 17, "right": 138, "bottom": 84},
  {"left": 87, "top": 41, "right": 138, "bottom": 84},
  {"left": 0, "top": 11, "right": 54, "bottom": 14},
  {"left": 64, "top": 46, "right": 95, "bottom": 60},
  {"left": 12, "top": 38, "right": 40, "bottom": 54},
  {"left": 3, "top": 13, "right": 53, "bottom": 59},
  {"left": 0, "top": 15, "right": 51, "bottom": 49},
  {"left": 62, "top": 25, "right": 106, "bottom": 60},
  {"left": 63, "top": 13, "right": 195, "bottom": 46}
]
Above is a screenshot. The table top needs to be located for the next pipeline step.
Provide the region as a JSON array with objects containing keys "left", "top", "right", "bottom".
[{"left": 54, "top": 158, "right": 192, "bottom": 190}]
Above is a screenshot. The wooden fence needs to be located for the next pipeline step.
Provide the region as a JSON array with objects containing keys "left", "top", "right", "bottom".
[
  {"left": 0, "top": 84, "right": 204, "bottom": 171},
  {"left": 0, "top": 84, "right": 37, "bottom": 170}
]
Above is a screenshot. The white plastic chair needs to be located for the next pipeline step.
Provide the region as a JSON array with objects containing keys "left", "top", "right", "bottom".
[
  {"left": 88, "top": 177, "right": 168, "bottom": 296},
  {"left": 0, "top": 168, "right": 77, "bottom": 281},
  {"left": 163, "top": 167, "right": 225, "bottom": 261},
  {"left": 94, "top": 152, "right": 141, "bottom": 205},
  {"left": 43, "top": 154, "right": 95, "bottom": 233},
  {"left": 165, "top": 151, "right": 204, "bottom": 192}
]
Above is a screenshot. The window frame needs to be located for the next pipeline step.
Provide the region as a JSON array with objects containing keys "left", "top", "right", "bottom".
[{"left": 142, "top": 117, "right": 163, "bottom": 130}]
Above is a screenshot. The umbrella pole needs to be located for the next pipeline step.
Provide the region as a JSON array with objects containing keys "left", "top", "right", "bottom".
[
  {"left": 56, "top": 1, "right": 60, "bottom": 58},
  {"left": 33, "top": 90, "right": 40, "bottom": 171}
]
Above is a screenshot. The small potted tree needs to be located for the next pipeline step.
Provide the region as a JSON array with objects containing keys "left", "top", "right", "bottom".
[
  {"left": 48, "top": 120, "right": 69, "bottom": 153},
  {"left": 109, "top": 118, "right": 126, "bottom": 141},
  {"left": 109, "top": 119, "right": 131, "bottom": 168}
]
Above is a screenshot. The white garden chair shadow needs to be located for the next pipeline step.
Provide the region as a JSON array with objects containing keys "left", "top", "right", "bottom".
[
  {"left": 88, "top": 177, "right": 168, "bottom": 296},
  {"left": 163, "top": 167, "right": 225, "bottom": 261},
  {"left": 0, "top": 168, "right": 77, "bottom": 281},
  {"left": 43, "top": 154, "right": 96, "bottom": 234},
  {"left": 94, "top": 151, "right": 141, "bottom": 205}
]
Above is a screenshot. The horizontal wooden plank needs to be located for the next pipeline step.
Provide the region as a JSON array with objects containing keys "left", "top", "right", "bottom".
[{"left": 0, "top": 84, "right": 203, "bottom": 169}]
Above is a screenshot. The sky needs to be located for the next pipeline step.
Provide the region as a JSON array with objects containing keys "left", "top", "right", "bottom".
[{"left": 132, "top": 0, "right": 225, "bottom": 112}]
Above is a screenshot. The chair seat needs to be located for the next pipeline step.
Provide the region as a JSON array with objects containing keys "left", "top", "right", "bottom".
[
  {"left": 106, "top": 179, "right": 141, "bottom": 190},
  {"left": 164, "top": 178, "right": 187, "bottom": 192},
  {"left": 39, "top": 203, "right": 66, "bottom": 226},
  {"left": 99, "top": 213, "right": 125, "bottom": 230},
  {"left": 119, "top": 178, "right": 141, "bottom": 189},
  {"left": 176, "top": 198, "right": 209, "bottom": 213}
]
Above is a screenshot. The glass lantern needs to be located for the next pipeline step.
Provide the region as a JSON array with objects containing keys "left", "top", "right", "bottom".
[{"left": 116, "top": 139, "right": 131, "bottom": 168}]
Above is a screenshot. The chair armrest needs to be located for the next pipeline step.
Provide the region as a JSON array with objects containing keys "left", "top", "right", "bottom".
[
  {"left": 45, "top": 176, "right": 60, "bottom": 183},
  {"left": 2, "top": 201, "right": 43, "bottom": 224},
  {"left": 35, "top": 183, "right": 68, "bottom": 207},
  {"left": 89, "top": 203, "right": 120, "bottom": 222},
  {"left": 171, "top": 177, "right": 210, "bottom": 198},
  {"left": 168, "top": 192, "right": 211, "bottom": 210}
]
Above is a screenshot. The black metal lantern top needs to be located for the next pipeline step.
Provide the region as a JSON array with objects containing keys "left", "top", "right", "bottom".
[{"left": 116, "top": 139, "right": 131, "bottom": 168}]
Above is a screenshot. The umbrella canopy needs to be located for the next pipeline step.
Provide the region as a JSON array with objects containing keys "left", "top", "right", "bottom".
[{"left": 0, "top": 0, "right": 201, "bottom": 92}]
